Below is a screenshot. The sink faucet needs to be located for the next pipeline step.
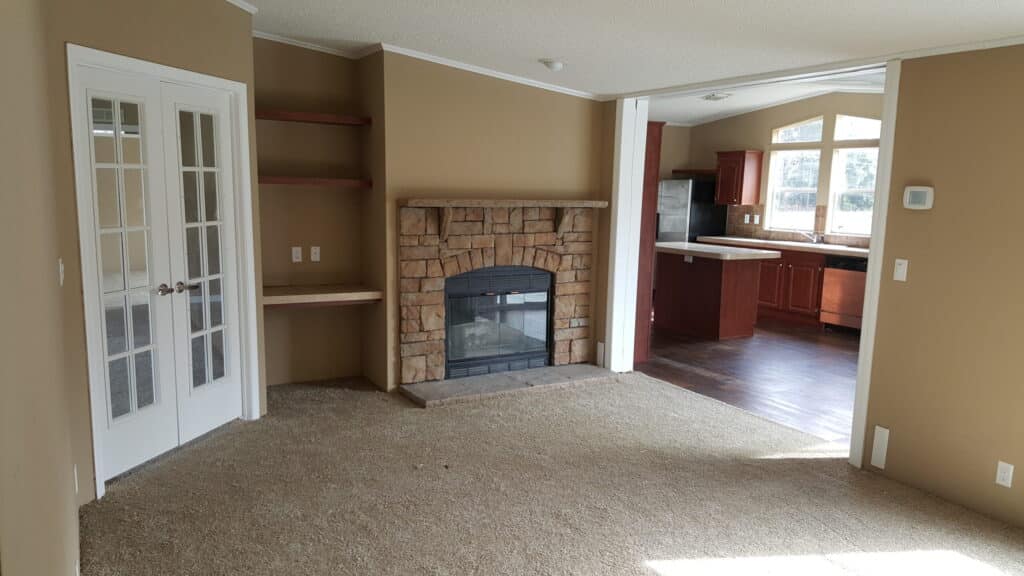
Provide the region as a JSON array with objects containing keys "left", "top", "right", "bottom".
[{"left": 799, "top": 231, "right": 825, "bottom": 244}]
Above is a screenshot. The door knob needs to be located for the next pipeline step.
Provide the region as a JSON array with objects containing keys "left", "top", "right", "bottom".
[
  {"left": 156, "top": 283, "right": 174, "bottom": 296},
  {"left": 175, "top": 281, "right": 201, "bottom": 293}
]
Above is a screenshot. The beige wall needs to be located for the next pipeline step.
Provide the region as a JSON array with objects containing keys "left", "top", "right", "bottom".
[
  {"left": 379, "top": 52, "right": 613, "bottom": 388},
  {"left": 44, "top": 0, "right": 260, "bottom": 504},
  {"left": 254, "top": 38, "right": 371, "bottom": 386},
  {"left": 866, "top": 44, "right": 1024, "bottom": 526},
  {"left": 0, "top": 0, "right": 80, "bottom": 573},
  {"left": 659, "top": 125, "right": 691, "bottom": 179}
]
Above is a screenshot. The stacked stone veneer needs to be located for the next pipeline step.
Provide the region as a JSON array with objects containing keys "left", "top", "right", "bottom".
[{"left": 398, "top": 205, "right": 596, "bottom": 384}]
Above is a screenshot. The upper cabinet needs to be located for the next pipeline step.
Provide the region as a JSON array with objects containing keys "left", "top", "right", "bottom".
[{"left": 715, "top": 150, "right": 763, "bottom": 206}]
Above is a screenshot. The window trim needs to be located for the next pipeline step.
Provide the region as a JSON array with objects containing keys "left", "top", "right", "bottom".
[{"left": 763, "top": 113, "right": 881, "bottom": 236}]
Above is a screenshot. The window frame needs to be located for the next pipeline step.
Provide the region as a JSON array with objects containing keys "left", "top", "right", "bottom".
[{"left": 763, "top": 113, "right": 881, "bottom": 236}]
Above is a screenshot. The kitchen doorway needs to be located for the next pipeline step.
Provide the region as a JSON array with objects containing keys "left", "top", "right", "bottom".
[{"left": 624, "top": 64, "right": 898, "bottom": 457}]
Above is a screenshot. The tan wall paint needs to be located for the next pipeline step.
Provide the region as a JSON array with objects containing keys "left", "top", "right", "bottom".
[
  {"left": 254, "top": 39, "right": 372, "bottom": 386},
  {"left": 0, "top": 0, "right": 80, "bottom": 572},
  {"left": 44, "top": 0, "right": 261, "bottom": 504},
  {"left": 866, "top": 45, "right": 1024, "bottom": 526},
  {"left": 379, "top": 52, "right": 612, "bottom": 389},
  {"left": 659, "top": 125, "right": 692, "bottom": 179},
  {"left": 688, "top": 92, "right": 883, "bottom": 205}
]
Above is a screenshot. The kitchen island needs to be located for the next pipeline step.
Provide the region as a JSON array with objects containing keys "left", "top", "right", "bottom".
[{"left": 654, "top": 242, "right": 781, "bottom": 340}]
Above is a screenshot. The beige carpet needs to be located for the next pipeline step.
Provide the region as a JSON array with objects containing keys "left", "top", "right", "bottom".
[{"left": 80, "top": 373, "right": 1024, "bottom": 575}]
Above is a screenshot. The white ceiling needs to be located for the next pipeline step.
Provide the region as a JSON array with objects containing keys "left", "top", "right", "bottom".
[
  {"left": 649, "top": 70, "right": 886, "bottom": 126},
  {"left": 249, "top": 0, "right": 1024, "bottom": 98}
]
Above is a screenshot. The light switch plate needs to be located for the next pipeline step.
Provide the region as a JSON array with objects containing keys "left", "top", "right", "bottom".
[
  {"left": 893, "top": 258, "right": 909, "bottom": 282},
  {"left": 291, "top": 246, "right": 303, "bottom": 263},
  {"left": 310, "top": 246, "right": 321, "bottom": 262},
  {"left": 997, "top": 461, "right": 1014, "bottom": 488}
]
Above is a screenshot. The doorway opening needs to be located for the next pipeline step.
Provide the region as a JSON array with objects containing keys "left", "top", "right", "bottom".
[{"left": 630, "top": 66, "right": 894, "bottom": 455}]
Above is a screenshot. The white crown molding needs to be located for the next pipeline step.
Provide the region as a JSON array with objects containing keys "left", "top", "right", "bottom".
[
  {"left": 379, "top": 43, "right": 602, "bottom": 101},
  {"left": 252, "top": 30, "right": 360, "bottom": 58},
  {"left": 628, "top": 33, "right": 1024, "bottom": 100},
  {"left": 224, "top": 0, "right": 257, "bottom": 15}
]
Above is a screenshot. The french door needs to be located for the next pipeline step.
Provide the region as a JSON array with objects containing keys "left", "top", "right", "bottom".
[{"left": 75, "top": 65, "right": 243, "bottom": 484}]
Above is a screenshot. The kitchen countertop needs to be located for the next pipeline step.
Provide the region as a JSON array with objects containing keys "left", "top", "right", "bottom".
[
  {"left": 696, "top": 236, "right": 870, "bottom": 258},
  {"left": 656, "top": 242, "right": 781, "bottom": 261}
]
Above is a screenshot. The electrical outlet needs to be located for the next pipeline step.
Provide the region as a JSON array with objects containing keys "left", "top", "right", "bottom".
[
  {"left": 310, "top": 246, "right": 321, "bottom": 262},
  {"left": 996, "top": 461, "right": 1014, "bottom": 488},
  {"left": 753, "top": 214, "right": 761, "bottom": 225},
  {"left": 870, "top": 426, "right": 890, "bottom": 469},
  {"left": 291, "top": 246, "right": 303, "bottom": 263},
  {"left": 58, "top": 257, "right": 65, "bottom": 287},
  {"left": 743, "top": 214, "right": 751, "bottom": 224},
  {"left": 74, "top": 464, "right": 79, "bottom": 494}
]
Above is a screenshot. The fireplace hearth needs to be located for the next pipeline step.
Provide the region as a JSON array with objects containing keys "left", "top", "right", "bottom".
[{"left": 445, "top": 266, "right": 552, "bottom": 378}]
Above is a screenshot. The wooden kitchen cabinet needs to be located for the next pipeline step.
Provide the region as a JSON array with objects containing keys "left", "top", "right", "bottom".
[
  {"left": 758, "top": 260, "right": 784, "bottom": 308},
  {"left": 715, "top": 150, "right": 763, "bottom": 205},
  {"left": 757, "top": 250, "right": 825, "bottom": 325}
]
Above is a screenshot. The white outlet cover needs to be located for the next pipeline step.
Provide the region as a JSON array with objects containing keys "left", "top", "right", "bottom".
[
  {"left": 870, "top": 426, "right": 890, "bottom": 469},
  {"left": 743, "top": 214, "right": 751, "bottom": 224},
  {"left": 996, "top": 461, "right": 1014, "bottom": 488},
  {"left": 753, "top": 214, "right": 761, "bottom": 225},
  {"left": 311, "top": 246, "right": 321, "bottom": 262},
  {"left": 291, "top": 246, "right": 303, "bottom": 263}
]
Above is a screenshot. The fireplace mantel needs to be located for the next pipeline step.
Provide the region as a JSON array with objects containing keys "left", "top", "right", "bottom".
[{"left": 404, "top": 198, "right": 608, "bottom": 209}]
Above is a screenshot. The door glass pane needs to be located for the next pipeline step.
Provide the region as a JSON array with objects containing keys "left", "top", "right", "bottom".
[
  {"left": 186, "top": 227, "right": 203, "bottom": 279},
  {"left": 191, "top": 335, "right": 207, "bottom": 387},
  {"left": 126, "top": 230, "right": 148, "bottom": 289},
  {"left": 109, "top": 357, "right": 131, "bottom": 419},
  {"left": 211, "top": 330, "right": 225, "bottom": 381},
  {"left": 100, "top": 233, "right": 125, "bottom": 292},
  {"left": 134, "top": 350, "right": 154, "bottom": 409},
  {"left": 179, "top": 111, "right": 196, "bottom": 167},
  {"left": 94, "top": 135, "right": 116, "bottom": 164},
  {"left": 119, "top": 102, "right": 140, "bottom": 136},
  {"left": 203, "top": 172, "right": 218, "bottom": 221},
  {"left": 206, "top": 226, "right": 220, "bottom": 276},
  {"left": 183, "top": 172, "right": 200, "bottom": 223},
  {"left": 130, "top": 292, "right": 151, "bottom": 348},
  {"left": 104, "top": 295, "right": 127, "bottom": 355},
  {"left": 91, "top": 98, "right": 114, "bottom": 134},
  {"left": 208, "top": 279, "right": 222, "bottom": 327},
  {"left": 124, "top": 169, "right": 145, "bottom": 227},
  {"left": 96, "top": 168, "right": 120, "bottom": 228},
  {"left": 200, "top": 114, "right": 216, "bottom": 168},
  {"left": 122, "top": 137, "right": 142, "bottom": 165},
  {"left": 189, "top": 282, "right": 205, "bottom": 333}
]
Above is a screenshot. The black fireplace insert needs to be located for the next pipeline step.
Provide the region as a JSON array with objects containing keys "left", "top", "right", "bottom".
[{"left": 445, "top": 266, "right": 552, "bottom": 378}]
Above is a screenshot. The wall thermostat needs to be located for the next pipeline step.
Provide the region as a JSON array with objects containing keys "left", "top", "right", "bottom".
[{"left": 903, "top": 186, "right": 934, "bottom": 210}]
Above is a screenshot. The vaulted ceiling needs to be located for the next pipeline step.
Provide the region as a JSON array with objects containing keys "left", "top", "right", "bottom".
[{"left": 250, "top": 0, "right": 1024, "bottom": 98}]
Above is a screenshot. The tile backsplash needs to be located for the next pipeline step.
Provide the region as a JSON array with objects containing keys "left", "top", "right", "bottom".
[{"left": 725, "top": 205, "right": 871, "bottom": 248}]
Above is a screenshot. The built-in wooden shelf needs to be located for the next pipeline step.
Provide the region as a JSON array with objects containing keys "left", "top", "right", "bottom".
[
  {"left": 255, "top": 109, "right": 371, "bottom": 126},
  {"left": 258, "top": 175, "right": 373, "bottom": 188},
  {"left": 405, "top": 198, "right": 609, "bottom": 208},
  {"left": 262, "top": 285, "right": 383, "bottom": 308}
]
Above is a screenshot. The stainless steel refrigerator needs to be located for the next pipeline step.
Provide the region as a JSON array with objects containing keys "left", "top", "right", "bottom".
[{"left": 656, "top": 177, "right": 727, "bottom": 242}]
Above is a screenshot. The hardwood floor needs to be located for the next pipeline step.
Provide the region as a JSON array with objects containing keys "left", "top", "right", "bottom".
[{"left": 635, "top": 320, "right": 859, "bottom": 444}]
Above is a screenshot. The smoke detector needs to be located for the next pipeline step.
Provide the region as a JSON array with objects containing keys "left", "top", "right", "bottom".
[
  {"left": 539, "top": 59, "right": 564, "bottom": 72},
  {"left": 701, "top": 92, "right": 732, "bottom": 102}
]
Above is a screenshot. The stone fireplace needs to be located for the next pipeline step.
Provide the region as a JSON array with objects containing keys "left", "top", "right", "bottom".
[{"left": 398, "top": 200, "right": 606, "bottom": 384}]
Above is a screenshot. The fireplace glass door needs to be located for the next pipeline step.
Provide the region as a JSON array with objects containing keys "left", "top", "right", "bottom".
[{"left": 445, "top": 266, "right": 552, "bottom": 378}]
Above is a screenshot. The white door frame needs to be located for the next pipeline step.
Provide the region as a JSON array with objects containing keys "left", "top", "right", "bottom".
[
  {"left": 604, "top": 97, "right": 649, "bottom": 371},
  {"left": 68, "top": 44, "right": 260, "bottom": 499},
  {"left": 605, "top": 61, "right": 902, "bottom": 467}
]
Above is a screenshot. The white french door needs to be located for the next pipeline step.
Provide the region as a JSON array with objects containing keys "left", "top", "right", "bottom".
[{"left": 74, "top": 65, "right": 243, "bottom": 485}]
